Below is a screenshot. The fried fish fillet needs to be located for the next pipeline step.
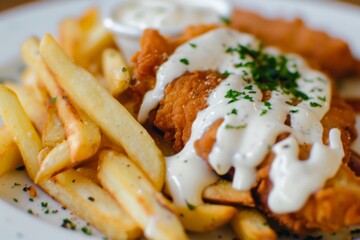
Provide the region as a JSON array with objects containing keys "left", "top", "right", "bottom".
[
  {"left": 131, "top": 17, "right": 359, "bottom": 234},
  {"left": 231, "top": 9, "right": 360, "bottom": 79}
]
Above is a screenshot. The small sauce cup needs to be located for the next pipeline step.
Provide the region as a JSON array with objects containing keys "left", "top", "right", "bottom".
[{"left": 103, "top": 0, "right": 233, "bottom": 62}]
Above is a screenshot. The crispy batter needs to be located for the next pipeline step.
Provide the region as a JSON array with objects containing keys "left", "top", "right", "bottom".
[
  {"left": 154, "top": 71, "right": 223, "bottom": 152},
  {"left": 132, "top": 11, "right": 360, "bottom": 234},
  {"left": 231, "top": 9, "right": 360, "bottom": 78}
]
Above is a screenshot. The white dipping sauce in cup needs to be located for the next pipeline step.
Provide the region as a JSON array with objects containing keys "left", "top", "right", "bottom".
[{"left": 103, "top": 0, "right": 233, "bottom": 61}]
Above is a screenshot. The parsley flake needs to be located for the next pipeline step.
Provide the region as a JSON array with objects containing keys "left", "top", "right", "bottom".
[
  {"left": 219, "top": 16, "right": 231, "bottom": 25},
  {"left": 62, "top": 218, "right": 77, "bottom": 230},
  {"left": 318, "top": 96, "right": 326, "bottom": 102},
  {"left": 225, "top": 89, "right": 242, "bottom": 103},
  {"left": 185, "top": 200, "right": 196, "bottom": 211},
  {"left": 81, "top": 226, "right": 92, "bottom": 235},
  {"left": 225, "top": 124, "right": 247, "bottom": 130},
  {"left": 310, "top": 102, "right": 322, "bottom": 108},
  {"left": 189, "top": 43, "right": 197, "bottom": 48},
  {"left": 289, "top": 110, "right": 299, "bottom": 114},
  {"left": 180, "top": 58, "right": 189, "bottom": 65},
  {"left": 50, "top": 97, "right": 57, "bottom": 104}
]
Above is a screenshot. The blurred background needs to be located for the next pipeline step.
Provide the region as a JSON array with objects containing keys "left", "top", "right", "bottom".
[{"left": 0, "top": 0, "right": 359, "bottom": 11}]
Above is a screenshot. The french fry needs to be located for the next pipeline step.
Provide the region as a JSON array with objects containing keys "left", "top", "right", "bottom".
[
  {"left": 102, "top": 48, "right": 131, "bottom": 96},
  {"left": 42, "top": 102, "right": 66, "bottom": 147},
  {"left": 58, "top": 17, "right": 80, "bottom": 59},
  {"left": 231, "top": 208, "right": 277, "bottom": 240},
  {"left": 22, "top": 37, "right": 101, "bottom": 163},
  {"left": 0, "top": 126, "right": 22, "bottom": 177},
  {"left": 20, "top": 68, "right": 48, "bottom": 106},
  {"left": 5, "top": 83, "right": 47, "bottom": 133},
  {"left": 79, "top": 23, "right": 115, "bottom": 69},
  {"left": 175, "top": 204, "right": 237, "bottom": 232},
  {"left": 203, "top": 180, "right": 255, "bottom": 207},
  {"left": 0, "top": 85, "right": 141, "bottom": 239},
  {"left": 35, "top": 141, "right": 72, "bottom": 183},
  {"left": 43, "top": 169, "right": 142, "bottom": 240},
  {"left": 98, "top": 150, "right": 188, "bottom": 240},
  {"left": 0, "top": 85, "right": 42, "bottom": 179},
  {"left": 40, "top": 34, "right": 165, "bottom": 190},
  {"left": 78, "top": 7, "right": 99, "bottom": 34}
]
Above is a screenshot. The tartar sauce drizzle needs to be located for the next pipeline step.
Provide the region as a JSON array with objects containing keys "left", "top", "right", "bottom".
[
  {"left": 139, "top": 29, "right": 344, "bottom": 213},
  {"left": 114, "top": 0, "right": 219, "bottom": 31}
]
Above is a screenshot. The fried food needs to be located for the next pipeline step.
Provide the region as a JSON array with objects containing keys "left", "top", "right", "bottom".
[
  {"left": 131, "top": 25, "right": 359, "bottom": 234},
  {"left": 231, "top": 9, "right": 360, "bottom": 78}
]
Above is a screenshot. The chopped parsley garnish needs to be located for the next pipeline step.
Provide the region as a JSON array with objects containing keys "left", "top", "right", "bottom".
[
  {"left": 227, "top": 44, "right": 306, "bottom": 101},
  {"left": 121, "top": 67, "right": 127, "bottom": 73},
  {"left": 243, "top": 95, "right": 254, "bottom": 102},
  {"left": 185, "top": 200, "right": 196, "bottom": 211},
  {"left": 81, "top": 226, "right": 92, "bottom": 235},
  {"left": 318, "top": 96, "right": 326, "bottom": 102},
  {"left": 264, "top": 101, "right": 272, "bottom": 109},
  {"left": 50, "top": 97, "right": 57, "bottom": 104},
  {"left": 219, "top": 16, "right": 231, "bottom": 25},
  {"left": 225, "top": 124, "right": 247, "bottom": 130},
  {"left": 62, "top": 218, "right": 77, "bottom": 230},
  {"left": 29, "top": 198, "right": 34, "bottom": 202},
  {"left": 27, "top": 209, "right": 33, "bottom": 215},
  {"left": 289, "top": 110, "right": 299, "bottom": 114},
  {"left": 221, "top": 70, "right": 232, "bottom": 77},
  {"left": 225, "top": 89, "right": 242, "bottom": 103},
  {"left": 310, "top": 102, "right": 322, "bottom": 108},
  {"left": 189, "top": 43, "right": 197, "bottom": 48},
  {"left": 41, "top": 202, "right": 48, "bottom": 208},
  {"left": 244, "top": 85, "right": 253, "bottom": 90},
  {"left": 180, "top": 58, "right": 189, "bottom": 65},
  {"left": 228, "top": 108, "right": 238, "bottom": 115},
  {"left": 44, "top": 209, "right": 50, "bottom": 214},
  {"left": 260, "top": 109, "right": 267, "bottom": 116},
  {"left": 13, "top": 182, "right": 21, "bottom": 187},
  {"left": 13, "top": 198, "right": 18, "bottom": 203}
]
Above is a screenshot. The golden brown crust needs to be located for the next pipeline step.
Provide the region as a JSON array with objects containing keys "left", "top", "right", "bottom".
[
  {"left": 131, "top": 11, "right": 360, "bottom": 234},
  {"left": 230, "top": 9, "right": 360, "bottom": 78}
]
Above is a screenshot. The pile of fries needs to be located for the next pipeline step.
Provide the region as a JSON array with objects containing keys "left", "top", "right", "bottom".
[{"left": 0, "top": 8, "right": 283, "bottom": 240}]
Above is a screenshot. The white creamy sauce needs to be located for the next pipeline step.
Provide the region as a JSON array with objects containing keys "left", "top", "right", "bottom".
[
  {"left": 114, "top": 0, "right": 219, "bottom": 31},
  {"left": 139, "top": 28, "right": 344, "bottom": 213}
]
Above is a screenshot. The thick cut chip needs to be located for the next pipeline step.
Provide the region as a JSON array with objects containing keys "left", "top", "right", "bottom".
[
  {"left": 102, "top": 48, "right": 131, "bottom": 96},
  {"left": 22, "top": 37, "right": 101, "bottom": 163},
  {"left": 40, "top": 34, "right": 165, "bottom": 190},
  {"left": 0, "top": 126, "right": 22, "bottom": 177},
  {"left": 231, "top": 208, "right": 277, "bottom": 240},
  {"left": 98, "top": 150, "right": 188, "bottom": 240},
  {"left": 175, "top": 204, "right": 237, "bottom": 232}
]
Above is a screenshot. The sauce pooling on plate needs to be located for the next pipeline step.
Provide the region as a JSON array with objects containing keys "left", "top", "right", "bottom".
[{"left": 139, "top": 29, "right": 344, "bottom": 214}]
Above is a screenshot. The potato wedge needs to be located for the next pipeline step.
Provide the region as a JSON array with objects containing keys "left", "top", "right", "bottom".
[
  {"left": 231, "top": 208, "right": 277, "bottom": 240},
  {"left": 102, "top": 48, "right": 131, "bottom": 96},
  {"left": 0, "top": 85, "right": 42, "bottom": 179},
  {"left": 98, "top": 150, "right": 188, "bottom": 240},
  {"left": 43, "top": 169, "right": 142, "bottom": 240},
  {"left": 0, "top": 126, "right": 22, "bottom": 177},
  {"left": 175, "top": 204, "right": 237, "bottom": 232},
  {"left": 203, "top": 180, "right": 255, "bottom": 207},
  {"left": 22, "top": 37, "right": 101, "bottom": 163},
  {"left": 40, "top": 34, "right": 165, "bottom": 190}
]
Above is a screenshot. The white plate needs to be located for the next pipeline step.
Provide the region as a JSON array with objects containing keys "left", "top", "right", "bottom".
[{"left": 0, "top": 0, "right": 359, "bottom": 239}]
